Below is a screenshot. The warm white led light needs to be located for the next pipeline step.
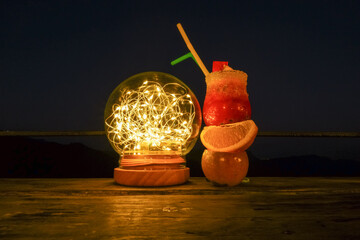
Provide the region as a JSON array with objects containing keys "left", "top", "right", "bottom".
[{"left": 105, "top": 80, "right": 196, "bottom": 155}]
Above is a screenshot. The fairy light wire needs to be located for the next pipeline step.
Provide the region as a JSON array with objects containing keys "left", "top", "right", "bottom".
[{"left": 105, "top": 80, "right": 196, "bottom": 155}]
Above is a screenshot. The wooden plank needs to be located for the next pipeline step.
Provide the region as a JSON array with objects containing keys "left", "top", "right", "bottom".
[{"left": 0, "top": 178, "right": 359, "bottom": 239}]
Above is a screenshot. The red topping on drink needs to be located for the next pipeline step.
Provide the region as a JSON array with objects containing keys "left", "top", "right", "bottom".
[{"left": 212, "top": 61, "right": 229, "bottom": 72}]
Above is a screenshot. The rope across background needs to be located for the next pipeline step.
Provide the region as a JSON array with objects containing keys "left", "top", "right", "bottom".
[{"left": 0, "top": 131, "right": 359, "bottom": 138}]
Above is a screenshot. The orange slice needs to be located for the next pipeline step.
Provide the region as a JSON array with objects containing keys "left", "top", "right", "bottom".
[{"left": 200, "top": 120, "right": 258, "bottom": 152}]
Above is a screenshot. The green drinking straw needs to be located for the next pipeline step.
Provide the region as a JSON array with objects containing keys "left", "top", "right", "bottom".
[{"left": 171, "top": 52, "right": 198, "bottom": 66}]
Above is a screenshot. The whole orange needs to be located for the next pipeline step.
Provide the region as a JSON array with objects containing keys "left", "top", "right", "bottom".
[{"left": 201, "top": 150, "right": 249, "bottom": 187}]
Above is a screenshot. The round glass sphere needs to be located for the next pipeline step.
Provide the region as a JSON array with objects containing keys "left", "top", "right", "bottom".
[{"left": 104, "top": 72, "right": 202, "bottom": 159}]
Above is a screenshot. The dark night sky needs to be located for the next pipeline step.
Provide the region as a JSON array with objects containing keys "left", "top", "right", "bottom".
[{"left": 1, "top": 0, "right": 359, "bottom": 160}]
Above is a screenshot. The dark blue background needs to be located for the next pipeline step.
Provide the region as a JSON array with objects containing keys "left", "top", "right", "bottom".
[{"left": 1, "top": 0, "right": 359, "bottom": 160}]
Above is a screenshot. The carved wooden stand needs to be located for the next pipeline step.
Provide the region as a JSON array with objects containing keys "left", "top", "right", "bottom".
[{"left": 114, "top": 167, "right": 190, "bottom": 187}]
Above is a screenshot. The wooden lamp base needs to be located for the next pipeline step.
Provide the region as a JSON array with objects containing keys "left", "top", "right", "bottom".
[{"left": 114, "top": 167, "right": 190, "bottom": 187}]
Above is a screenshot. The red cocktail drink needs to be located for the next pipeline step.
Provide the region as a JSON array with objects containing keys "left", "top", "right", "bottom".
[{"left": 203, "top": 66, "right": 251, "bottom": 126}]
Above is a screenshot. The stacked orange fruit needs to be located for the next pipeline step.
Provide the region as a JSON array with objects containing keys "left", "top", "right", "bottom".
[{"left": 200, "top": 62, "right": 258, "bottom": 186}]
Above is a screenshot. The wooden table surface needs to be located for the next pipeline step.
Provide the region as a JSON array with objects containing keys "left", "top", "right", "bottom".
[{"left": 0, "top": 177, "right": 359, "bottom": 239}]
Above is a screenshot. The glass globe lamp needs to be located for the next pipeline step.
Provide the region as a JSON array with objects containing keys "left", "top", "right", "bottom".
[{"left": 105, "top": 72, "right": 201, "bottom": 186}]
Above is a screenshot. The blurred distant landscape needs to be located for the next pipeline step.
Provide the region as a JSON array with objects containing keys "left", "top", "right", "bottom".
[{"left": 0, "top": 136, "right": 359, "bottom": 178}]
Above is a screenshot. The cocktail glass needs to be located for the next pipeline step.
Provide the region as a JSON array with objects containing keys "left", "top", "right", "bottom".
[{"left": 203, "top": 69, "right": 251, "bottom": 126}]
